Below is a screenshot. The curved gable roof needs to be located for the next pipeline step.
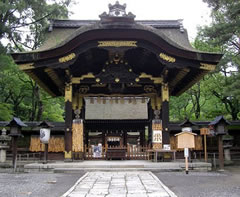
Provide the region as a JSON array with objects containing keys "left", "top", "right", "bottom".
[{"left": 11, "top": 20, "right": 221, "bottom": 63}]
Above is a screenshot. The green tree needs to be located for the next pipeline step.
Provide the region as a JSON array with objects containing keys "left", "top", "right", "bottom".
[
  {"left": 198, "top": 0, "right": 240, "bottom": 119},
  {"left": 170, "top": 37, "right": 235, "bottom": 121},
  {"left": 0, "top": 0, "right": 72, "bottom": 50},
  {"left": 0, "top": 0, "right": 73, "bottom": 121}
]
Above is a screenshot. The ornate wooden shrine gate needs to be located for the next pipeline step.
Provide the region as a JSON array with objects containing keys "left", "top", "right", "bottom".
[{"left": 11, "top": 2, "right": 222, "bottom": 160}]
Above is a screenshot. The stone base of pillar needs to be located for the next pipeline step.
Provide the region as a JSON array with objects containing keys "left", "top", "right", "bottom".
[{"left": 64, "top": 151, "right": 72, "bottom": 162}]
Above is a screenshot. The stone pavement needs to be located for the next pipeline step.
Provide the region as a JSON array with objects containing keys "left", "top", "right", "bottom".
[
  {"left": 62, "top": 171, "right": 177, "bottom": 197},
  {"left": 24, "top": 160, "right": 211, "bottom": 172}
]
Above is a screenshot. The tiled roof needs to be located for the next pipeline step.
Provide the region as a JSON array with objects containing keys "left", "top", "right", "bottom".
[{"left": 51, "top": 19, "right": 183, "bottom": 30}]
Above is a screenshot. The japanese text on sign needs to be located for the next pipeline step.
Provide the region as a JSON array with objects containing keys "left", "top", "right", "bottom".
[{"left": 152, "top": 130, "right": 162, "bottom": 143}]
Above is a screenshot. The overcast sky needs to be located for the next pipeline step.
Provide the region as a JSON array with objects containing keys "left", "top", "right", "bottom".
[{"left": 69, "top": 0, "right": 212, "bottom": 41}]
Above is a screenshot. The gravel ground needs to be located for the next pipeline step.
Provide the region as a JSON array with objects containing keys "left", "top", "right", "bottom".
[
  {"left": 0, "top": 171, "right": 85, "bottom": 197},
  {"left": 154, "top": 166, "right": 240, "bottom": 197},
  {"left": 1, "top": 166, "right": 240, "bottom": 197}
]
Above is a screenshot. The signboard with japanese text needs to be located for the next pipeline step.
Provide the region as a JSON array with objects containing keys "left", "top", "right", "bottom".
[
  {"left": 152, "top": 130, "right": 162, "bottom": 143},
  {"left": 200, "top": 128, "right": 210, "bottom": 135},
  {"left": 92, "top": 144, "right": 102, "bottom": 158}
]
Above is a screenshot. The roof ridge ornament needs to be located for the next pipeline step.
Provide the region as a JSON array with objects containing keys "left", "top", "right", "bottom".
[
  {"left": 99, "top": 1, "right": 135, "bottom": 25},
  {"left": 109, "top": 1, "right": 127, "bottom": 17},
  {"left": 178, "top": 19, "right": 185, "bottom": 33}
]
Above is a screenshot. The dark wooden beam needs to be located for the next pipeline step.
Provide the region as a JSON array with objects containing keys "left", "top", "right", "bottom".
[
  {"left": 173, "top": 70, "right": 208, "bottom": 96},
  {"left": 169, "top": 68, "right": 190, "bottom": 92}
]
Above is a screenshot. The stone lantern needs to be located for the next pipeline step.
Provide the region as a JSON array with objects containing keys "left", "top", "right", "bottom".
[
  {"left": 0, "top": 128, "right": 11, "bottom": 163},
  {"left": 38, "top": 121, "right": 54, "bottom": 164},
  {"left": 6, "top": 117, "right": 27, "bottom": 170},
  {"left": 209, "top": 116, "right": 230, "bottom": 170}
]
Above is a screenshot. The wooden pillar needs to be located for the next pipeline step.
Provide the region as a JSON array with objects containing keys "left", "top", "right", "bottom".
[
  {"left": 102, "top": 130, "right": 106, "bottom": 147},
  {"left": 85, "top": 130, "right": 89, "bottom": 147},
  {"left": 161, "top": 83, "right": 170, "bottom": 144},
  {"left": 218, "top": 135, "right": 224, "bottom": 170},
  {"left": 43, "top": 144, "right": 48, "bottom": 164},
  {"left": 123, "top": 130, "right": 127, "bottom": 146},
  {"left": 148, "top": 101, "right": 153, "bottom": 146},
  {"left": 140, "top": 130, "right": 145, "bottom": 146},
  {"left": 64, "top": 83, "right": 73, "bottom": 160}
]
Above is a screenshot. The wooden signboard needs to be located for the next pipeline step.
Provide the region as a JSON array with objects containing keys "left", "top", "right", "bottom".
[
  {"left": 200, "top": 128, "right": 210, "bottom": 162},
  {"left": 200, "top": 128, "right": 210, "bottom": 135},
  {"left": 175, "top": 131, "right": 196, "bottom": 149},
  {"left": 175, "top": 131, "right": 197, "bottom": 174}
]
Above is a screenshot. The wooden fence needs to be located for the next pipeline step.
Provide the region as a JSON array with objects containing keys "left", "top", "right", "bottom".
[{"left": 83, "top": 145, "right": 150, "bottom": 160}]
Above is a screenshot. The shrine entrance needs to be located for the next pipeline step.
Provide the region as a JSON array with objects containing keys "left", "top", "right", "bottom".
[
  {"left": 83, "top": 100, "right": 150, "bottom": 160},
  {"left": 11, "top": 2, "right": 222, "bottom": 161}
]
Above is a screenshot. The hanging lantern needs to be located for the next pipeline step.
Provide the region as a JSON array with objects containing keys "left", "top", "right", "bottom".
[{"left": 38, "top": 121, "right": 54, "bottom": 144}]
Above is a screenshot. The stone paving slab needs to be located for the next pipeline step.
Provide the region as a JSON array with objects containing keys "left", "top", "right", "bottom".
[{"left": 62, "top": 171, "right": 177, "bottom": 197}]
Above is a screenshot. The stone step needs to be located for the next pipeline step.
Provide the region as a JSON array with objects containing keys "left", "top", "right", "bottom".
[{"left": 23, "top": 160, "right": 212, "bottom": 173}]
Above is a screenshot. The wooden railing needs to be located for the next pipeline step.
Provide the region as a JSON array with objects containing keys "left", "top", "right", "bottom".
[
  {"left": 127, "top": 145, "right": 149, "bottom": 160},
  {"left": 6, "top": 153, "right": 42, "bottom": 161},
  {"left": 84, "top": 145, "right": 150, "bottom": 160}
]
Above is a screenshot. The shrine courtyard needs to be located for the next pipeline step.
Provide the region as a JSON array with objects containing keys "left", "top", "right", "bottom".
[
  {"left": 1, "top": 2, "right": 240, "bottom": 196},
  {"left": 0, "top": 166, "right": 240, "bottom": 197}
]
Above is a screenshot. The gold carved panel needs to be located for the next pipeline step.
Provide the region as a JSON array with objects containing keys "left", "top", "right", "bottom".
[
  {"left": 162, "top": 83, "right": 169, "bottom": 102},
  {"left": 153, "top": 143, "right": 163, "bottom": 150},
  {"left": 59, "top": 53, "right": 76, "bottom": 63},
  {"left": 98, "top": 41, "right": 137, "bottom": 47},
  {"left": 159, "top": 53, "right": 176, "bottom": 63},
  {"left": 200, "top": 63, "right": 216, "bottom": 71},
  {"left": 65, "top": 83, "right": 72, "bottom": 102}
]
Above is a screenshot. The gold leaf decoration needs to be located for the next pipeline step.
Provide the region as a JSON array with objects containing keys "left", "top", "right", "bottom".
[
  {"left": 19, "top": 63, "right": 34, "bottom": 70},
  {"left": 200, "top": 63, "right": 216, "bottom": 71},
  {"left": 159, "top": 53, "right": 176, "bottom": 63},
  {"left": 59, "top": 53, "right": 76, "bottom": 63},
  {"left": 98, "top": 41, "right": 137, "bottom": 47}
]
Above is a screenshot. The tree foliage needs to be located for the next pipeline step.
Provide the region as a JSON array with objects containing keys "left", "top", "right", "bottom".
[
  {"left": 199, "top": 0, "right": 240, "bottom": 119},
  {"left": 0, "top": 0, "right": 73, "bottom": 121},
  {"left": 170, "top": 0, "right": 240, "bottom": 121},
  {"left": 0, "top": 0, "right": 72, "bottom": 50}
]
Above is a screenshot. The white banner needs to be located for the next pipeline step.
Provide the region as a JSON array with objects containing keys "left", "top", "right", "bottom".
[{"left": 152, "top": 130, "right": 162, "bottom": 143}]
